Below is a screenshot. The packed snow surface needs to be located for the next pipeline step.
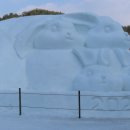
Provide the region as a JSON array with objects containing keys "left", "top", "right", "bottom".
[
  {"left": 1, "top": 115, "right": 130, "bottom": 130},
  {"left": 1, "top": 13, "right": 130, "bottom": 119}
]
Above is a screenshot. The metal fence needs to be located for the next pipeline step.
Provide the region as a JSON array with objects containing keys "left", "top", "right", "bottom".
[
  {"left": 0, "top": 88, "right": 130, "bottom": 118},
  {"left": 20, "top": 89, "right": 79, "bottom": 117}
]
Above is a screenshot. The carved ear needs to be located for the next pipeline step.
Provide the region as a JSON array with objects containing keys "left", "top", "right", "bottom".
[
  {"left": 65, "top": 13, "right": 99, "bottom": 34},
  {"left": 65, "top": 13, "right": 99, "bottom": 24},
  {"left": 14, "top": 23, "right": 46, "bottom": 59},
  {"left": 72, "top": 48, "right": 99, "bottom": 67}
]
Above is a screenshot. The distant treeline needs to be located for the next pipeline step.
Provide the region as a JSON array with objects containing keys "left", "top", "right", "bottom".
[
  {"left": 0, "top": 9, "right": 130, "bottom": 35},
  {"left": 123, "top": 26, "right": 130, "bottom": 35},
  {"left": 0, "top": 8, "right": 63, "bottom": 21}
]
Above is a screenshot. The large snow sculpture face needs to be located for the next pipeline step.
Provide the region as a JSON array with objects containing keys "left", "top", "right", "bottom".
[
  {"left": 73, "top": 65, "right": 123, "bottom": 91},
  {"left": 33, "top": 21, "right": 84, "bottom": 49},
  {"left": 12, "top": 13, "right": 130, "bottom": 92},
  {"left": 14, "top": 17, "right": 86, "bottom": 58},
  {"left": 84, "top": 17, "right": 130, "bottom": 48}
]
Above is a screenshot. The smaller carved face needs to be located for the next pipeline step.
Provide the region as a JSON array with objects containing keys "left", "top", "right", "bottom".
[
  {"left": 84, "top": 17, "right": 130, "bottom": 48},
  {"left": 73, "top": 65, "right": 123, "bottom": 91}
]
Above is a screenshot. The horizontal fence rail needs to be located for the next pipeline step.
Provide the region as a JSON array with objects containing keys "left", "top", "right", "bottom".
[
  {"left": 22, "top": 92, "right": 77, "bottom": 96},
  {"left": 0, "top": 88, "right": 130, "bottom": 118}
]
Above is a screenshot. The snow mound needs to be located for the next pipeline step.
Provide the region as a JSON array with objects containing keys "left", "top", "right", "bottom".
[{"left": 0, "top": 12, "right": 130, "bottom": 92}]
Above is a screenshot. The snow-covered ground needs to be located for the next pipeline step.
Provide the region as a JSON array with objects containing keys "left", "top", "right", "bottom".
[{"left": 0, "top": 114, "right": 130, "bottom": 130}]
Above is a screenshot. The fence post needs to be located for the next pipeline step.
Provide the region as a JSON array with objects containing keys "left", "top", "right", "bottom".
[
  {"left": 78, "top": 90, "right": 81, "bottom": 118},
  {"left": 19, "top": 88, "right": 22, "bottom": 116}
]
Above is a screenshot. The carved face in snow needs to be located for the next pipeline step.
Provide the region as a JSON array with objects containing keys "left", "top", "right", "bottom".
[
  {"left": 14, "top": 17, "right": 85, "bottom": 58},
  {"left": 84, "top": 17, "right": 130, "bottom": 48},
  {"left": 33, "top": 21, "right": 85, "bottom": 49},
  {"left": 73, "top": 65, "right": 123, "bottom": 91}
]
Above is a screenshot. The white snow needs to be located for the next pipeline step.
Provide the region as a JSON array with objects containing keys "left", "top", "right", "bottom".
[
  {"left": 1, "top": 115, "right": 130, "bottom": 130},
  {"left": 0, "top": 12, "right": 130, "bottom": 129},
  {"left": 0, "top": 13, "right": 129, "bottom": 92}
]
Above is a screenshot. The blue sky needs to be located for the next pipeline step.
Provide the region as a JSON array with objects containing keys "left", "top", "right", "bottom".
[{"left": 0, "top": 0, "right": 129, "bottom": 25}]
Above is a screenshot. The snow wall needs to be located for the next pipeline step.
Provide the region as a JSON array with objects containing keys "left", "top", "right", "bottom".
[{"left": 0, "top": 13, "right": 130, "bottom": 118}]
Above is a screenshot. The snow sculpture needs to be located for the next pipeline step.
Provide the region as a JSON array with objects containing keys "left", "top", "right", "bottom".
[
  {"left": 14, "top": 14, "right": 92, "bottom": 58},
  {"left": 72, "top": 48, "right": 130, "bottom": 91},
  {"left": 1, "top": 12, "right": 130, "bottom": 91},
  {"left": 0, "top": 13, "right": 130, "bottom": 118},
  {"left": 68, "top": 14, "right": 130, "bottom": 91},
  {"left": 0, "top": 28, "right": 27, "bottom": 90},
  {"left": 15, "top": 13, "right": 130, "bottom": 58}
]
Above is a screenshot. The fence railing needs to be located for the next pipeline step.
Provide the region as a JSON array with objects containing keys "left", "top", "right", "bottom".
[{"left": 1, "top": 88, "right": 130, "bottom": 118}]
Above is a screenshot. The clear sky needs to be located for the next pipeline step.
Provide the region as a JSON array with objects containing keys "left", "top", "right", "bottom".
[{"left": 0, "top": 0, "right": 129, "bottom": 25}]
